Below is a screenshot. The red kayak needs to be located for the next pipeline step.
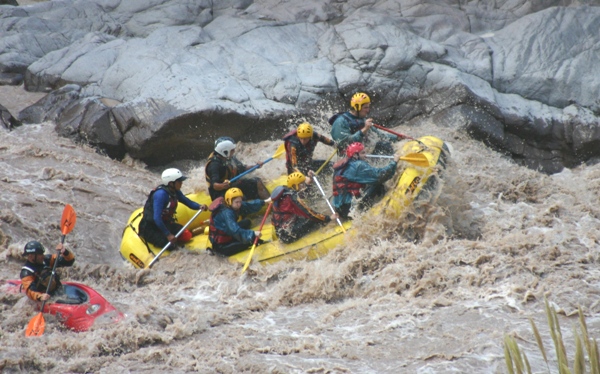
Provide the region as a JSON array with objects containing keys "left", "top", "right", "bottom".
[{"left": 4, "top": 279, "right": 124, "bottom": 332}]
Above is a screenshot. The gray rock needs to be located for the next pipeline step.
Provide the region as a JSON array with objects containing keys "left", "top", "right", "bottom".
[
  {"left": 0, "top": 102, "right": 21, "bottom": 130},
  {"left": 4, "top": 0, "right": 600, "bottom": 172}
]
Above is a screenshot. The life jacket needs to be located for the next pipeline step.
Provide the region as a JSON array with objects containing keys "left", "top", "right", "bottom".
[
  {"left": 282, "top": 129, "right": 317, "bottom": 169},
  {"left": 141, "top": 185, "right": 178, "bottom": 225},
  {"left": 208, "top": 197, "right": 236, "bottom": 245},
  {"left": 332, "top": 158, "right": 364, "bottom": 197},
  {"left": 328, "top": 112, "right": 365, "bottom": 133},
  {"left": 21, "top": 263, "right": 60, "bottom": 294},
  {"left": 270, "top": 186, "right": 296, "bottom": 230},
  {"left": 204, "top": 152, "right": 244, "bottom": 185}
]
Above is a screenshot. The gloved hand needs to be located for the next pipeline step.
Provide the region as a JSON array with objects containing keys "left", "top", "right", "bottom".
[{"left": 264, "top": 197, "right": 272, "bottom": 204}]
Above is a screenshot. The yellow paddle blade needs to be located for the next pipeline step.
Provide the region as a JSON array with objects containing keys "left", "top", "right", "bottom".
[
  {"left": 273, "top": 143, "right": 286, "bottom": 159},
  {"left": 400, "top": 153, "right": 430, "bottom": 167},
  {"left": 25, "top": 312, "right": 45, "bottom": 337},
  {"left": 241, "top": 243, "right": 257, "bottom": 274}
]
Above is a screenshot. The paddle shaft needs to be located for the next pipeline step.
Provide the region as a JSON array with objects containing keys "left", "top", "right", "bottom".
[
  {"left": 315, "top": 148, "right": 337, "bottom": 176},
  {"left": 147, "top": 208, "right": 204, "bottom": 268},
  {"left": 373, "top": 124, "right": 413, "bottom": 140},
  {"left": 312, "top": 176, "right": 346, "bottom": 233},
  {"left": 39, "top": 234, "right": 66, "bottom": 314},
  {"left": 229, "top": 158, "right": 270, "bottom": 184},
  {"left": 366, "top": 154, "right": 394, "bottom": 159},
  {"left": 241, "top": 202, "right": 273, "bottom": 273},
  {"left": 229, "top": 146, "right": 285, "bottom": 184}
]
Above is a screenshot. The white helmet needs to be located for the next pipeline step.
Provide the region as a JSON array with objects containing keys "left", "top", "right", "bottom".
[
  {"left": 215, "top": 137, "right": 236, "bottom": 158},
  {"left": 161, "top": 168, "right": 187, "bottom": 184}
]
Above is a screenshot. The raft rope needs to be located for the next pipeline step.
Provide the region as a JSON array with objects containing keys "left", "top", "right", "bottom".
[{"left": 123, "top": 212, "right": 156, "bottom": 257}]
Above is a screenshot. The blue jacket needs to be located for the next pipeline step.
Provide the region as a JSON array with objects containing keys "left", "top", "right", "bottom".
[
  {"left": 152, "top": 188, "right": 200, "bottom": 236},
  {"left": 330, "top": 112, "right": 397, "bottom": 152},
  {"left": 332, "top": 158, "right": 398, "bottom": 208},
  {"left": 210, "top": 199, "right": 265, "bottom": 244}
]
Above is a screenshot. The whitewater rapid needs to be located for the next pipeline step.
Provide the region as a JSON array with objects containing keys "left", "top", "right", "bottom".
[{"left": 1, "top": 86, "right": 600, "bottom": 373}]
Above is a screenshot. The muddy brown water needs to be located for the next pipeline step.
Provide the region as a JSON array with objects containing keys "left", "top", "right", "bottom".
[{"left": 1, "top": 85, "right": 600, "bottom": 373}]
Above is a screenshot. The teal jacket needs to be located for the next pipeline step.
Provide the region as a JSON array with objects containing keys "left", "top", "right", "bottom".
[
  {"left": 332, "top": 158, "right": 398, "bottom": 208},
  {"left": 330, "top": 112, "right": 397, "bottom": 153}
]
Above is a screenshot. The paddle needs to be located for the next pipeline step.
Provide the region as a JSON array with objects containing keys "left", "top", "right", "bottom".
[
  {"left": 147, "top": 207, "right": 205, "bottom": 268},
  {"left": 315, "top": 148, "right": 338, "bottom": 176},
  {"left": 366, "top": 153, "right": 430, "bottom": 167},
  {"left": 241, "top": 202, "right": 273, "bottom": 274},
  {"left": 26, "top": 204, "right": 77, "bottom": 337},
  {"left": 372, "top": 124, "right": 414, "bottom": 140},
  {"left": 372, "top": 124, "right": 428, "bottom": 147},
  {"left": 312, "top": 176, "right": 346, "bottom": 233},
  {"left": 229, "top": 144, "right": 286, "bottom": 184}
]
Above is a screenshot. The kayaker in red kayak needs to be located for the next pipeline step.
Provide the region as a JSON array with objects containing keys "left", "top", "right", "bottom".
[{"left": 20, "top": 240, "right": 75, "bottom": 302}]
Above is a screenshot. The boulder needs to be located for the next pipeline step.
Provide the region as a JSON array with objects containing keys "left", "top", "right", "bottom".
[{"left": 3, "top": 0, "right": 600, "bottom": 172}]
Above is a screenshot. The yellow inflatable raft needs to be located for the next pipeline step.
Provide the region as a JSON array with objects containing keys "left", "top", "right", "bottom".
[{"left": 120, "top": 136, "right": 449, "bottom": 269}]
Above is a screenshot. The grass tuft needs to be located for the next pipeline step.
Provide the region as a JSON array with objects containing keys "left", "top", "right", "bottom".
[{"left": 504, "top": 298, "right": 600, "bottom": 374}]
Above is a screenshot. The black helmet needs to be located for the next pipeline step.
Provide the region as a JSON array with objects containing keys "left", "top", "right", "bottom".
[{"left": 23, "top": 241, "right": 45, "bottom": 255}]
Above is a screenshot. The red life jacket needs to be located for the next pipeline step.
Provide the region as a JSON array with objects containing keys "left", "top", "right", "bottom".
[
  {"left": 141, "top": 185, "right": 178, "bottom": 225},
  {"left": 271, "top": 186, "right": 296, "bottom": 230},
  {"left": 208, "top": 197, "right": 235, "bottom": 245},
  {"left": 332, "top": 158, "right": 364, "bottom": 197}
]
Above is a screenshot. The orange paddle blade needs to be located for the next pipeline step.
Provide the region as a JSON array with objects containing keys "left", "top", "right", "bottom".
[
  {"left": 25, "top": 312, "right": 45, "bottom": 337},
  {"left": 61, "top": 204, "right": 77, "bottom": 235}
]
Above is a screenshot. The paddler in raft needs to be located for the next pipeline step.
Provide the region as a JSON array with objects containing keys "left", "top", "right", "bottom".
[
  {"left": 20, "top": 240, "right": 75, "bottom": 302},
  {"left": 205, "top": 136, "right": 270, "bottom": 201},
  {"left": 271, "top": 172, "right": 338, "bottom": 243},
  {"left": 330, "top": 92, "right": 405, "bottom": 156},
  {"left": 282, "top": 122, "right": 336, "bottom": 176},
  {"left": 332, "top": 142, "right": 400, "bottom": 220},
  {"left": 138, "top": 168, "right": 207, "bottom": 249},
  {"left": 208, "top": 187, "right": 270, "bottom": 256}
]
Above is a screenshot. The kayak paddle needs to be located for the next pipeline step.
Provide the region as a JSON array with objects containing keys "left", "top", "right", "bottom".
[{"left": 26, "top": 204, "right": 77, "bottom": 337}]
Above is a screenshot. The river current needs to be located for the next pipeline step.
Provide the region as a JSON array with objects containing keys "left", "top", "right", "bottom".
[{"left": 1, "top": 85, "right": 600, "bottom": 373}]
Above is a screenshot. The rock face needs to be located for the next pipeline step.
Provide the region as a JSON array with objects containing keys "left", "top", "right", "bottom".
[{"left": 1, "top": 0, "right": 600, "bottom": 173}]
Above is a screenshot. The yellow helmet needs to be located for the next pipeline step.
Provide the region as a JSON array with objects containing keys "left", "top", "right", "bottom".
[
  {"left": 297, "top": 122, "right": 313, "bottom": 139},
  {"left": 224, "top": 187, "right": 244, "bottom": 205},
  {"left": 350, "top": 92, "right": 371, "bottom": 112},
  {"left": 287, "top": 172, "right": 306, "bottom": 191}
]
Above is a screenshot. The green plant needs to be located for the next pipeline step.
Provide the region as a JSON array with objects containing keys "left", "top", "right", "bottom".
[{"left": 504, "top": 298, "right": 600, "bottom": 374}]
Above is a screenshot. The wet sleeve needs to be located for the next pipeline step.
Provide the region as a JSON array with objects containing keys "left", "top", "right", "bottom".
[
  {"left": 222, "top": 210, "right": 256, "bottom": 244},
  {"left": 349, "top": 161, "right": 398, "bottom": 184},
  {"left": 286, "top": 141, "right": 299, "bottom": 171},
  {"left": 240, "top": 199, "right": 265, "bottom": 216},
  {"left": 177, "top": 191, "right": 201, "bottom": 210},
  {"left": 315, "top": 132, "right": 335, "bottom": 146},
  {"left": 20, "top": 271, "right": 44, "bottom": 301},
  {"left": 331, "top": 117, "right": 364, "bottom": 150},
  {"left": 56, "top": 251, "right": 75, "bottom": 267},
  {"left": 152, "top": 189, "right": 171, "bottom": 236}
]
